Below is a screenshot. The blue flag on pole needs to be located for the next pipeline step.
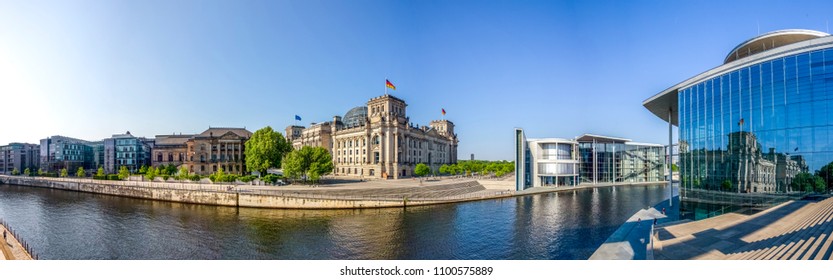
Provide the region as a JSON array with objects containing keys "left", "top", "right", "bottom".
[{"left": 295, "top": 115, "right": 302, "bottom": 121}]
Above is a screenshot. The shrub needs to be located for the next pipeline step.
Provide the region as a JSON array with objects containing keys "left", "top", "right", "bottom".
[
  {"left": 107, "top": 174, "right": 120, "bottom": 180},
  {"left": 189, "top": 174, "right": 201, "bottom": 181},
  {"left": 262, "top": 174, "right": 282, "bottom": 184},
  {"left": 239, "top": 175, "right": 256, "bottom": 183}
]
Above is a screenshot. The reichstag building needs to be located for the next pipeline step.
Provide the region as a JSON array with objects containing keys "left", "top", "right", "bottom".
[{"left": 286, "top": 94, "right": 459, "bottom": 179}]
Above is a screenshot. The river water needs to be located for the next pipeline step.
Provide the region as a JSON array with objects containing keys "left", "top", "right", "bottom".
[{"left": 0, "top": 183, "right": 669, "bottom": 260}]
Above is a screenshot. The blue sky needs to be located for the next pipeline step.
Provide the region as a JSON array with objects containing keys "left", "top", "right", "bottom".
[{"left": 2, "top": 0, "right": 833, "bottom": 160}]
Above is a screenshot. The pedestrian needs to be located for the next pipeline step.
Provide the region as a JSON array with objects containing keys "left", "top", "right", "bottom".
[
  {"left": 636, "top": 218, "right": 641, "bottom": 227},
  {"left": 662, "top": 208, "right": 666, "bottom": 215},
  {"left": 653, "top": 218, "right": 657, "bottom": 225},
  {"left": 3, "top": 230, "right": 6, "bottom": 241}
]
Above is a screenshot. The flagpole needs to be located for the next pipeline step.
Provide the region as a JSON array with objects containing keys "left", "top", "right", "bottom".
[{"left": 385, "top": 77, "right": 388, "bottom": 95}]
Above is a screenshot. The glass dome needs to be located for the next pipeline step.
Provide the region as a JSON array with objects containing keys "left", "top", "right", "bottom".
[{"left": 343, "top": 106, "right": 368, "bottom": 127}]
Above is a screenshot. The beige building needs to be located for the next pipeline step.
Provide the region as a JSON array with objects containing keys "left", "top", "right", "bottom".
[
  {"left": 286, "top": 94, "right": 458, "bottom": 179},
  {"left": 153, "top": 127, "right": 252, "bottom": 176},
  {"left": 152, "top": 134, "right": 192, "bottom": 169}
]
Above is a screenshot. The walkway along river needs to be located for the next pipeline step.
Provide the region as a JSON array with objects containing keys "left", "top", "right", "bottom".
[{"left": 0, "top": 182, "right": 670, "bottom": 259}]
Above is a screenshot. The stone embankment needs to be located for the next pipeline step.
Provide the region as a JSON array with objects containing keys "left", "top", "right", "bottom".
[
  {"left": 0, "top": 175, "right": 511, "bottom": 209},
  {"left": 1, "top": 175, "right": 668, "bottom": 210}
]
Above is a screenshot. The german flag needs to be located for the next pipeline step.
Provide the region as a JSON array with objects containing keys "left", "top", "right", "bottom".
[{"left": 386, "top": 79, "right": 396, "bottom": 90}]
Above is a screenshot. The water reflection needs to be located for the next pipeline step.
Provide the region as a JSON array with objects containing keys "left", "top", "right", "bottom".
[{"left": 0, "top": 183, "right": 669, "bottom": 260}]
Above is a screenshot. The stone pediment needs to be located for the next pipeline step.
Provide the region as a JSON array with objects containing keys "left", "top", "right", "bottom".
[{"left": 217, "top": 131, "right": 245, "bottom": 140}]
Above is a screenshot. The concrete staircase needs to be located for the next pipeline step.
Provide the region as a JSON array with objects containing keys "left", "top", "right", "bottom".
[{"left": 655, "top": 196, "right": 833, "bottom": 260}]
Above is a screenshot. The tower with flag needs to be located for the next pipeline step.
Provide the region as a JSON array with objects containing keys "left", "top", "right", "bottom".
[{"left": 385, "top": 78, "right": 396, "bottom": 95}]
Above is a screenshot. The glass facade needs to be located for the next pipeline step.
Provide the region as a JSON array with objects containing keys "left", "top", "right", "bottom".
[
  {"left": 578, "top": 141, "right": 665, "bottom": 184},
  {"left": 514, "top": 129, "right": 666, "bottom": 190},
  {"left": 678, "top": 48, "right": 833, "bottom": 218},
  {"left": 39, "top": 136, "right": 94, "bottom": 172}
]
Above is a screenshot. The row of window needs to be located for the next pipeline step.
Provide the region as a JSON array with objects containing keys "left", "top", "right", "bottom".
[{"left": 679, "top": 48, "right": 833, "bottom": 193}]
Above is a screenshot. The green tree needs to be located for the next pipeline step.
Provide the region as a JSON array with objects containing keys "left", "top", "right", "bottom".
[
  {"left": 792, "top": 172, "right": 816, "bottom": 193},
  {"left": 76, "top": 167, "right": 85, "bottom": 178},
  {"left": 60, "top": 168, "right": 68, "bottom": 177},
  {"left": 414, "top": 163, "right": 430, "bottom": 177},
  {"left": 146, "top": 166, "right": 157, "bottom": 181},
  {"left": 118, "top": 166, "right": 130, "bottom": 180},
  {"left": 96, "top": 167, "right": 105, "bottom": 177},
  {"left": 501, "top": 162, "right": 514, "bottom": 174},
  {"left": 162, "top": 164, "right": 177, "bottom": 176},
  {"left": 816, "top": 161, "right": 833, "bottom": 193},
  {"left": 721, "top": 180, "right": 733, "bottom": 192},
  {"left": 439, "top": 164, "right": 449, "bottom": 175},
  {"left": 23, "top": 168, "right": 31, "bottom": 176},
  {"left": 282, "top": 149, "right": 305, "bottom": 181},
  {"left": 37, "top": 168, "right": 45, "bottom": 176},
  {"left": 138, "top": 165, "right": 148, "bottom": 175},
  {"left": 814, "top": 176, "right": 827, "bottom": 193},
  {"left": 450, "top": 164, "right": 460, "bottom": 175},
  {"left": 11, "top": 168, "right": 20, "bottom": 175},
  {"left": 281, "top": 146, "right": 332, "bottom": 184},
  {"left": 671, "top": 164, "right": 679, "bottom": 172},
  {"left": 210, "top": 167, "right": 226, "bottom": 183},
  {"left": 177, "top": 166, "right": 189, "bottom": 180},
  {"left": 245, "top": 126, "right": 292, "bottom": 176}
]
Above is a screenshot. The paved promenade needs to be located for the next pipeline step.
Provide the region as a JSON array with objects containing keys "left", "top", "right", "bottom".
[
  {"left": 654, "top": 196, "right": 833, "bottom": 260},
  {"left": 0, "top": 223, "right": 33, "bottom": 260},
  {"left": 589, "top": 196, "right": 679, "bottom": 260}
]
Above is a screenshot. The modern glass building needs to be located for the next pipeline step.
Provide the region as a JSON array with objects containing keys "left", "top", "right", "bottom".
[
  {"left": 576, "top": 134, "right": 666, "bottom": 185},
  {"left": 40, "top": 135, "right": 94, "bottom": 172},
  {"left": 104, "top": 131, "right": 152, "bottom": 174},
  {"left": 0, "top": 143, "right": 39, "bottom": 175},
  {"left": 644, "top": 29, "right": 833, "bottom": 219},
  {"left": 515, "top": 129, "right": 666, "bottom": 191}
]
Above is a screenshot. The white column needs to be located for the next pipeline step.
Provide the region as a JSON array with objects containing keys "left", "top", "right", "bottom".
[{"left": 669, "top": 107, "right": 673, "bottom": 207}]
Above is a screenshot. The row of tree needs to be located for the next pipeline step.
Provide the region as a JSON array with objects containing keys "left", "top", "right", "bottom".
[
  {"left": 8, "top": 126, "right": 519, "bottom": 186},
  {"left": 791, "top": 162, "right": 833, "bottom": 193},
  {"left": 244, "top": 126, "right": 333, "bottom": 184},
  {"left": 437, "top": 160, "right": 515, "bottom": 177}
]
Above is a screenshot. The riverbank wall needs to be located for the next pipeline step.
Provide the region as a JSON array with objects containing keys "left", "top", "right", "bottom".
[
  {"left": 0, "top": 175, "right": 667, "bottom": 210},
  {"left": 0, "top": 175, "right": 513, "bottom": 209}
]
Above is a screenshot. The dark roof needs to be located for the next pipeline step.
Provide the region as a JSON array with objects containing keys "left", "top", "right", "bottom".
[{"left": 199, "top": 127, "right": 252, "bottom": 138}]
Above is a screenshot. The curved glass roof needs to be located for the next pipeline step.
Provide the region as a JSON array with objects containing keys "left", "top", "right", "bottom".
[
  {"left": 644, "top": 29, "right": 833, "bottom": 126},
  {"left": 724, "top": 29, "right": 829, "bottom": 64},
  {"left": 342, "top": 106, "right": 368, "bottom": 127}
]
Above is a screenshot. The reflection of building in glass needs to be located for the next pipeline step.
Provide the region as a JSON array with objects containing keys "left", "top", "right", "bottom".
[
  {"left": 514, "top": 129, "right": 665, "bottom": 191},
  {"left": 644, "top": 29, "right": 833, "bottom": 219},
  {"left": 688, "top": 131, "right": 777, "bottom": 193},
  {"left": 763, "top": 149, "right": 808, "bottom": 192}
]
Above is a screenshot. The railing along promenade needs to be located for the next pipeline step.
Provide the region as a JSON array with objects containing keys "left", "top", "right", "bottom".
[{"left": 0, "top": 218, "right": 37, "bottom": 260}]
